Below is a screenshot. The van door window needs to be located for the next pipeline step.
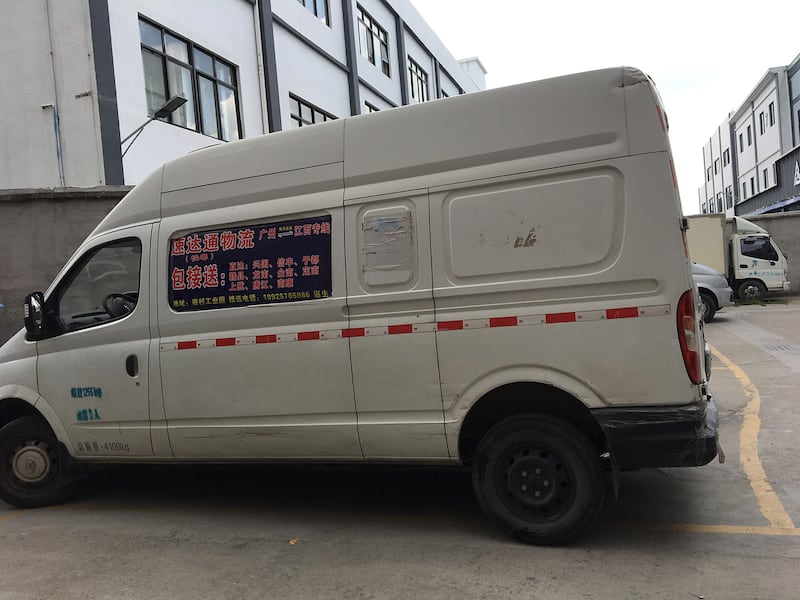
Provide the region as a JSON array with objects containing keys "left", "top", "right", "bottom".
[
  {"left": 55, "top": 239, "right": 142, "bottom": 331},
  {"left": 739, "top": 237, "right": 778, "bottom": 262}
]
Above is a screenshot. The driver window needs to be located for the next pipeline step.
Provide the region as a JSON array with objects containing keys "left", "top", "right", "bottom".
[
  {"left": 57, "top": 239, "right": 142, "bottom": 331},
  {"left": 739, "top": 237, "right": 778, "bottom": 262}
]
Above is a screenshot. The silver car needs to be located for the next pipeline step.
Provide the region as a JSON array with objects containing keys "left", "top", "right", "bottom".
[{"left": 693, "top": 262, "right": 734, "bottom": 322}]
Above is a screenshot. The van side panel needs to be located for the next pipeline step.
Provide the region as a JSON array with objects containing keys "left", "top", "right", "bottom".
[
  {"left": 428, "top": 154, "right": 694, "bottom": 456},
  {"left": 156, "top": 172, "right": 363, "bottom": 460},
  {"left": 344, "top": 192, "right": 449, "bottom": 460}
]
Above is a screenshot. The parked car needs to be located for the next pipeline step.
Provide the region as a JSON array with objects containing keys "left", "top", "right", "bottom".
[{"left": 693, "top": 262, "right": 734, "bottom": 322}]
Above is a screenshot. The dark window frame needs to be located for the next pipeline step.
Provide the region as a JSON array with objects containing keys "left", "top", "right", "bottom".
[
  {"left": 138, "top": 16, "right": 242, "bottom": 142},
  {"left": 289, "top": 93, "right": 337, "bottom": 128},
  {"left": 747, "top": 124, "right": 752, "bottom": 146},
  {"left": 296, "top": 0, "right": 331, "bottom": 26},
  {"left": 408, "top": 57, "right": 429, "bottom": 103},
  {"left": 356, "top": 5, "right": 390, "bottom": 76},
  {"left": 769, "top": 102, "right": 775, "bottom": 126},
  {"left": 759, "top": 112, "right": 765, "bottom": 135},
  {"left": 739, "top": 133, "right": 744, "bottom": 152},
  {"left": 723, "top": 148, "right": 730, "bottom": 166},
  {"left": 364, "top": 100, "right": 380, "bottom": 113}
]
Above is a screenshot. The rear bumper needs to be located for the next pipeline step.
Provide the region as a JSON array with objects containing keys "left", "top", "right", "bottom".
[
  {"left": 592, "top": 395, "right": 719, "bottom": 469},
  {"left": 783, "top": 281, "right": 791, "bottom": 292}
]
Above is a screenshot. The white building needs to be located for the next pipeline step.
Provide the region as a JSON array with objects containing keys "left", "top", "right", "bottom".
[
  {"left": 699, "top": 115, "right": 736, "bottom": 215},
  {"left": 0, "top": 0, "right": 486, "bottom": 190},
  {"left": 698, "top": 57, "right": 797, "bottom": 216}
]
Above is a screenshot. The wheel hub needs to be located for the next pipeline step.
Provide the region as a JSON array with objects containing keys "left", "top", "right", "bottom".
[
  {"left": 11, "top": 442, "right": 52, "bottom": 484},
  {"left": 503, "top": 447, "right": 572, "bottom": 514}
]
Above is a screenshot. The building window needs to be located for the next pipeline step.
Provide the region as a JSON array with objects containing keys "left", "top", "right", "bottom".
[
  {"left": 725, "top": 186, "right": 733, "bottom": 208},
  {"left": 289, "top": 94, "right": 336, "bottom": 128},
  {"left": 759, "top": 112, "right": 765, "bottom": 135},
  {"left": 750, "top": 176, "right": 755, "bottom": 194},
  {"left": 742, "top": 182, "right": 747, "bottom": 199},
  {"left": 763, "top": 168, "right": 769, "bottom": 188},
  {"left": 769, "top": 102, "right": 775, "bottom": 126},
  {"left": 739, "top": 133, "right": 744, "bottom": 152},
  {"left": 747, "top": 125, "right": 752, "bottom": 146},
  {"left": 296, "top": 0, "right": 330, "bottom": 26},
  {"left": 408, "top": 58, "right": 429, "bottom": 103},
  {"left": 713, "top": 158, "right": 719, "bottom": 174},
  {"left": 723, "top": 148, "right": 730, "bottom": 166},
  {"left": 139, "top": 18, "right": 240, "bottom": 142},
  {"left": 716, "top": 192, "right": 723, "bottom": 212},
  {"left": 364, "top": 101, "right": 380, "bottom": 113},
  {"left": 357, "top": 6, "right": 390, "bottom": 76},
  {"left": 706, "top": 166, "right": 712, "bottom": 182}
]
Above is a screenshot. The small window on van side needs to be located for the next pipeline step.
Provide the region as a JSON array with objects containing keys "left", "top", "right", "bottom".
[
  {"left": 740, "top": 237, "right": 778, "bottom": 262},
  {"left": 168, "top": 216, "right": 332, "bottom": 311},
  {"left": 359, "top": 205, "right": 416, "bottom": 289},
  {"left": 55, "top": 239, "right": 142, "bottom": 331}
]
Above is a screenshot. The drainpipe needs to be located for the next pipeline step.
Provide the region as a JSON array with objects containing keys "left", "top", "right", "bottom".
[
  {"left": 252, "top": 0, "right": 269, "bottom": 134},
  {"left": 43, "top": 0, "right": 65, "bottom": 187}
]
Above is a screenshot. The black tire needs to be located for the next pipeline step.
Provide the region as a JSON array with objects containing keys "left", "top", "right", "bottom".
[
  {"left": 699, "top": 292, "right": 717, "bottom": 322},
  {"left": 0, "top": 416, "right": 78, "bottom": 508},
  {"left": 472, "top": 415, "right": 604, "bottom": 545},
  {"left": 737, "top": 280, "right": 767, "bottom": 302}
]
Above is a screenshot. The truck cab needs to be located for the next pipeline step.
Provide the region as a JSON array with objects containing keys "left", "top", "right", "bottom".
[{"left": 728, "top": 218, "right": 790, "bottom": 300}]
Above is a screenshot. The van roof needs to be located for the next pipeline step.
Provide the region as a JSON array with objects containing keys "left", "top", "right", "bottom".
[{"left": 96, "top": 66, "right": 664, "bottom": 236}]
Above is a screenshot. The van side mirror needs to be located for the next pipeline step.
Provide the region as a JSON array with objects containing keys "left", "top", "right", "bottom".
[{"left": 24, "top": 292, "right": 46, "bottom": 338}]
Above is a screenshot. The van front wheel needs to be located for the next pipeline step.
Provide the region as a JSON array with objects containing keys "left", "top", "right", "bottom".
[
  {"left": 472, "top": 415, "right": 604, "bottom": 545},
  {"left": 0, "top": 416, "right": 75, "bottom": 508},
  {"left": 737, "top": 280, "right": 766, "bottom": 302}
]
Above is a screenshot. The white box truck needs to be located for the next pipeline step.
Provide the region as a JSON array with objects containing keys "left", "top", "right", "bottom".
[
  {"left": 0, "top": 67, "right": 718, "bottom": 545},
  {"left": 686, "top": 214, "right": 791, "bottom": 300}
]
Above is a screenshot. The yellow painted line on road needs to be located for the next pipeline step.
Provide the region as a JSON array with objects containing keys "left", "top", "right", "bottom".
[
  {"left": 640, "top": 523, "right": 800, "bottom": 537},
  {"left": 710, "top": 344, "right": 796, "bottom": 530},
  {"left": 0, "top": 511, "right": 24, "bottom": 524}
]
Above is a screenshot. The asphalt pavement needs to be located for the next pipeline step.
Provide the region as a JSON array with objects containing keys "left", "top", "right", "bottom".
[{"left": 0, "top": 300, "right": 798, "bottom": 599}]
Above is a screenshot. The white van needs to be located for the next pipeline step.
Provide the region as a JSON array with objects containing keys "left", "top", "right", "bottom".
[{"left": 0, "top": 67, "right": 718, "bottom": 545}]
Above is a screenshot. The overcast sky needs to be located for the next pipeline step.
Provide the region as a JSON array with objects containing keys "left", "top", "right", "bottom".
[{"left": 411, "top": 0, "right": 800, "bottom": 215}]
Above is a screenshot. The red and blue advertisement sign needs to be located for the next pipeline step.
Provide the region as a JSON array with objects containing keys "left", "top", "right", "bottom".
[{"left": 168, "top": 215, "right": 332, "bottom": 311}]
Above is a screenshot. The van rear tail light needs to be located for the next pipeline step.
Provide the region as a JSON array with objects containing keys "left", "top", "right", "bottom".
[{"left": 677, "top": 290, "right": 702, "bottom": 384}]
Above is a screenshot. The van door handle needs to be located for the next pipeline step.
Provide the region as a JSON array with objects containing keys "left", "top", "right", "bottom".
[
  {"left": 739, "top": 264, "right": 748, "bottom": 269},
  {"left": 125, "top": 355, "right": 138, "bottom": 377}
]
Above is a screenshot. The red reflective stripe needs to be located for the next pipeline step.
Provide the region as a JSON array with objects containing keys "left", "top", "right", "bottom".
[
  {"left": 489, "top": 317, "right": 518, "bottom": 328},
  {"left": 177, "top": 341, "right": 197, "bottom": 350},
  {"left": 388, "top": 324, "right": 413, "bottom": 335},
  {"left": 669, "top": 159, "right": 678, "bottom": 189},
  {"left": 215, "top": 337, "right": 236, "bottom": 347},
  {"left": 342, "top": 328, "right": 365, "bottom": 338},
  {"left": 297, "top": 331, "right": 320, "bottom": 341},
  {"left": 656, "top": 106, "right": 666, "bottom": 132},
  {"left": 545, "top": 312, "right": 576, "bottom": 324},
  {"left": 256, "top": 334, "right": 277, "bottom": 344},
  {"left": 606, "top": 307, "right": 639, "bottom": 320},
  {"left": 437, "top": 321, "right": 464, "bottom": 331}
]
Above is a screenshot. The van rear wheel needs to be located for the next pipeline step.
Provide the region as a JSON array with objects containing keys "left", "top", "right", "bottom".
[
  {"left": 471, "top": 415, "right": 604, "bottom": 545},
  {"left": 0, "top": 416, "right": 76, "bottom": 508}
]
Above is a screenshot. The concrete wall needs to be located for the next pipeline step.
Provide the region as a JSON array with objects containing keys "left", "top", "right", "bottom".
[
  {"left": 747, "top": 212, "right": 800, "bottom": 294},
  {"left": 0, "top": 188, "right": 128, "bottom": 344},
  {"left": 0, "top": 0, "right": 105, "bottom": 188}
]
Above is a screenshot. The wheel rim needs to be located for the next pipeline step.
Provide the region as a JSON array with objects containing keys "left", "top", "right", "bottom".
[
  {"left": 10, "top": 440, "right": 57, "bottom": 484},
  {"left": 741, "top": 285, "right": 760, "bottom": 300},
  {"left": 497, "top": 445, "right": 576, "bottom": 521},
  {"left": 699, "top": 299, "right": 709, "bottom": 319}
]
